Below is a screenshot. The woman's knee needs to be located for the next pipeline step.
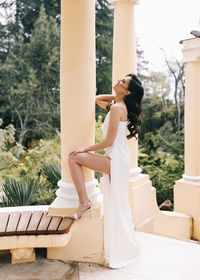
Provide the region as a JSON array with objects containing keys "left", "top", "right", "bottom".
[
  {"left": 68, "top": 153, "right": 83, "bottom": 163},
  {"left": 68, "top": 153, "right": 76, "bottom": 163}
]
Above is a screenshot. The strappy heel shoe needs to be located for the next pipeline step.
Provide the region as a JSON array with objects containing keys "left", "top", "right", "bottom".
[{"left": 71, "top": 201, "right": 93, "bottom": 220}]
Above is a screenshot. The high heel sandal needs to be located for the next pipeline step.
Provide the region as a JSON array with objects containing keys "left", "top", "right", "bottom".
[{"left": 70, "top": 201, "right": 93, "bottom": 220}]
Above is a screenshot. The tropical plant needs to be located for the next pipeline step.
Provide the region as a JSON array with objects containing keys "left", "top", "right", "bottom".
[
  {"left": 41, "top": 163, "right": 61, "bottom": 189},
  {"left": 1, "top": 177, "right": 43, "bottom": 207}
]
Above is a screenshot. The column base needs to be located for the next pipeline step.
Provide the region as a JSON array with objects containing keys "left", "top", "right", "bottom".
[
  {"left": 130, "top": 167, "right": 142, "bottom": 179},
  {"left": 130, "top": 173, "right": 193, "bottom": 241},
  {"left": 128, "top": 173, "right": 154, "bottom": 233},
  {"left": 174, "top": 178, "right": 200, "bottom": 240},
  {"left": 48, "top": 179, "right": 103, "bottom": 217},
  {"left": 194, "top": 218, "right": 200, "bottom": 240},
  {"left": 48, "top": 205, "right": 103, "bottom": 218}
]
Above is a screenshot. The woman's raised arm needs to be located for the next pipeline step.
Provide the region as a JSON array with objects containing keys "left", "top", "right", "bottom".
[
  {"left": 95, "top": 94, "right": 115, "bottom": 110},
  {"left": 95, "top": 94, "right": 115, "bottom": 101}
]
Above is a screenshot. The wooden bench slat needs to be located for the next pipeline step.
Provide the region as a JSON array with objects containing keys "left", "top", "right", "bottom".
[
  {"left": 57, "top": 218, "right": 74, "bottom": 234},
  {"left": 0, "top": 210, "right": 74, "bottom": 236},
  {"left": 26, "top": 211, "right": 43, "bottom": 234},
  {"left": 16, "top": 211, "right": 32, "bottom": 234},
  {"left": 36, "top": 212, "right": 52, "bottom": 234},
  {"left": 47, "top": 216, "right": 62, "bottom": 234},
  {"left": 0, "top": 212, "right": 10, "bottom": 235},
  {"left": 6, "top": 212, "right": 21, "bottom": 235}
]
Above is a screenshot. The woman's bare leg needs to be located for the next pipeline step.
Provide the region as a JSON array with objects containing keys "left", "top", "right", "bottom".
[
  {"left": 68, "top": 158, "right": 89, "bottom": 204},
  {"left": 68, "top": 152, "right": 110, "bottom": 217}
]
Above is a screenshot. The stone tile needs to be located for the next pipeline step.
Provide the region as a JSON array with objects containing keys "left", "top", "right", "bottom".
[
  {"left": 79, "top": 263, "right": 154, "bottom": 280},
  {"left": 118, "top": 232, "right": 200, "bottom": 280},
  {"left": 0, "top": 254, "right": 72, "bottom": 280},
  {"left": 79, "top": 231, "right": 200, "bottom": 280}
]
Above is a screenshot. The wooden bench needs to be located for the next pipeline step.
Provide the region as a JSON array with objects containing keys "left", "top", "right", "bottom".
[
  {"left": 0, "top": 211, "right": 73, "bottom": 236},
  {"left": 0, "top": 206, "right": 74, "bottom": 264}
]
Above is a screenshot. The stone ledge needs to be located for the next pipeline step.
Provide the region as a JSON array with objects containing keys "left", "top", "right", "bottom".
[
  {"left": 153, "top": 210, "right": 192, "bottom": 241},
  {"left": 0, "top": 231, "right": 73, "bottom": 250}
]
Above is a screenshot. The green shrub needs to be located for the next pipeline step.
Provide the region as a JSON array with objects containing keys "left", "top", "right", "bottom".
[
  {"left": 1, "top": 177, "right": 43, "bottom": 207},
  {"left": 41, "top": 163, "right": 61, "bottom": 188}
]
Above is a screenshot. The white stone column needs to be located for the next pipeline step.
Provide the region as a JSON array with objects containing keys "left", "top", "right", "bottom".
[
  {"left": 48, "top": 0, "right": 102, "bottom": 215},
  {"left": 110, "top": 0, "right": 141, "bottom": 178},
  {"left": 108, "top": 0, "right": 156, "bottom": 233},
  {"left": 174, "top": 38, "right": 200, "bottom": 240}
]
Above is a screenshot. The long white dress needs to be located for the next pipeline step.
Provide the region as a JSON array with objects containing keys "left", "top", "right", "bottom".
[{"left": 101, "top": 105, "right": 142, "bottom": 268}]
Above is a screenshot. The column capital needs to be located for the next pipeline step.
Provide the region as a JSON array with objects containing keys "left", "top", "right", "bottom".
[
  {"left": 182, "top": 174, "right": 200, "bottom": 183},
  {"left": 182, "top": 56, "right": 200, "bottom": 64},
  {"left": 182, "top": 38, "right": 200, "bottom": 63},
  {"left": 109, "top": 0, "right": 139, "bottom": 5}
]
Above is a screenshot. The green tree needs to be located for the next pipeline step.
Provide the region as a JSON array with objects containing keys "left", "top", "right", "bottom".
[
  {"left": 139, "top": 130, "right": 184, "bottom": 209},
  {"left": 161, "top": 50, "right": 185, "bottom": 139},
  {"left": 0, "top": 119, "right": 17, "bottom": 177},
  {"left": 0, "top": 5, "right": 60, "bottom": 152},
  {"left": 95, "top": 0, "right": 113, "bottom": 120},
  {"left": 0, "top": 0, "right": 60, "bottom": 38},
  {"left": 139, "top": 71, "right": 174, "bottom": 140},
  {"left": 96, "top": 0, "right": 113, "bottom": 95}
]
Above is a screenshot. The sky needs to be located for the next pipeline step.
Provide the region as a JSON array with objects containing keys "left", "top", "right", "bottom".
[
  {"left": 1, "top": 0, "right": 199, "bottom": 72},
  {"left": 135, "top": 0, "right": 200, "bottom": 71}
]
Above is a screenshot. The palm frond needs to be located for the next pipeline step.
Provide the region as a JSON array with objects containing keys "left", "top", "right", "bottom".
[
  {"left": 41, "top": 163, "right": 61, "bottom": 188},
  {"left": 1, "top": 178, "right": 43, "bottom": 207}
]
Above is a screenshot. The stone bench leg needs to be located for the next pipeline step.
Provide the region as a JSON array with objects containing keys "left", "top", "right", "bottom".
[{"left": 10, "top": 248, "right": 35, "bottom": 264}]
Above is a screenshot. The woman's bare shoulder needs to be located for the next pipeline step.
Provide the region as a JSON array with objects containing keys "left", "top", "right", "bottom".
[
  {"left": 110, "top": 103, "right": 123, "bottom": 110},
  {"left": 109, "top": 103, "right": 122, "bottom": 114}
]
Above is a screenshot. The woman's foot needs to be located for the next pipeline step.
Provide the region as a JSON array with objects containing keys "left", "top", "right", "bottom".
[{"left": 71, "top": 200, "right": 92, "bottom": 219}]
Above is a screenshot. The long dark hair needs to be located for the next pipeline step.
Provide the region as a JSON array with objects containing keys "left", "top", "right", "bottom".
[
  {"left": 106, "top": 73, "right": 144, "bottom": 139},
  {"left": 124, "top": 73, "right": 144, "bottom": 140}
]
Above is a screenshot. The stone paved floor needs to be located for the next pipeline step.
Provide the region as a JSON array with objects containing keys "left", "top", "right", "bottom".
[
  {"left": 0, "top": 231, "right": 200, "bottom": 280},
  {"left": 0, "top": 251, "right": 77, "bottom": 280}
]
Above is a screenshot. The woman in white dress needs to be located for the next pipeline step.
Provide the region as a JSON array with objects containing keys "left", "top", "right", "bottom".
[{"left": 68, "top": 73, "right": 144, "bottom": 268}]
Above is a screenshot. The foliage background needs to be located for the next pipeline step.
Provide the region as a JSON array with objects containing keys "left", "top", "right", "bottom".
[{"left": 0, "top": 0, "right": 185, "bottom": 210}]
